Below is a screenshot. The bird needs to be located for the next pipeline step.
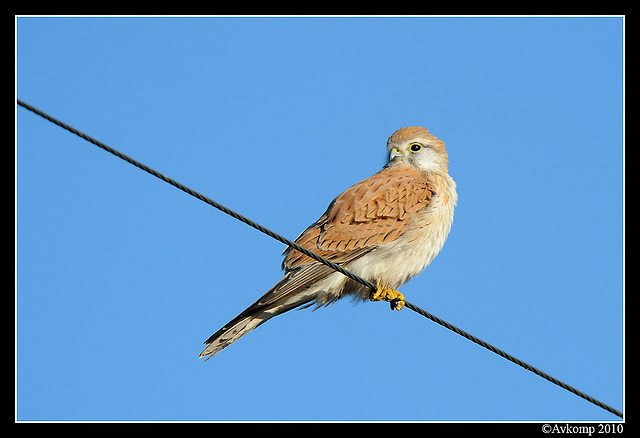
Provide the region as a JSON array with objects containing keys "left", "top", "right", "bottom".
[{"left": 199, "top": 126, "right": 457, "bottom": 359}]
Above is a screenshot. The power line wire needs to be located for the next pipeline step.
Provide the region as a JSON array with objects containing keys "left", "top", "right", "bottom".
[{"left": 16, "top": 99, "right": 623, "bottom": 419}]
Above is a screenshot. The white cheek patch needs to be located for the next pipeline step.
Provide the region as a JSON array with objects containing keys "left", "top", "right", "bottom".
[{"left": 412, "top": 147, "right": 443, "bottom": 172}]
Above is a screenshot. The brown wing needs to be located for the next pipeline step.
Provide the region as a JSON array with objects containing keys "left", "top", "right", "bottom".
[
  {"left": 253, "top": 166, "right": 435, "bottom": 308},
  {"left": 283, "top": 165, "right": 436, "bottom": 270}
]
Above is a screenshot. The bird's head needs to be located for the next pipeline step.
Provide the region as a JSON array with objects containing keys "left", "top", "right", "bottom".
[{"left": 385, "top": 126, "right": 449, "bottom": 173}]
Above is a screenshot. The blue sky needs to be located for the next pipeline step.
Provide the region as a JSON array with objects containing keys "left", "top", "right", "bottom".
[{"left": 16, "top": 16, "right": 623, "bottom": 421}]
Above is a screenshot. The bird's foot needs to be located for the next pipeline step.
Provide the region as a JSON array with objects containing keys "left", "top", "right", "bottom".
[{"left": 370, "top": 286, "right": 405, "bottom": 311}]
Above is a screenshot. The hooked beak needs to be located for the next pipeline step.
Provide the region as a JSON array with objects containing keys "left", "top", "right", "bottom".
[{"left": 389, "top": 147, "right": 403, "bottom": 162}]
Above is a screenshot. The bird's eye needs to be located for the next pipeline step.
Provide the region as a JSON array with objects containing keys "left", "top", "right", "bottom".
[{"left": 409, "top": 143, "right": 422, "bottom": 152}]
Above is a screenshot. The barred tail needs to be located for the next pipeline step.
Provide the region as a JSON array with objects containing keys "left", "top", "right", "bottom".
[{"left": 198, "top": 311, "right": 274, "bottom": 360}]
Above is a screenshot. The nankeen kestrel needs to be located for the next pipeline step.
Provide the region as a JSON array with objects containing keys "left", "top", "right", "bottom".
[{"left": 199, "top": 126, "right": 458, "bottom": 359}]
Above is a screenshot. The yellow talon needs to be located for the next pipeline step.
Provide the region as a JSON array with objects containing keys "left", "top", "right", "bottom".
[{"left": 370, "top": 286, "right": 405, "bottom": 311}]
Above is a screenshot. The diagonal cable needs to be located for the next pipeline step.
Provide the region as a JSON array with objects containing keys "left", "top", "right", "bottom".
[{"left": 16, "top": 99, "right": 623, "bottom": 419}]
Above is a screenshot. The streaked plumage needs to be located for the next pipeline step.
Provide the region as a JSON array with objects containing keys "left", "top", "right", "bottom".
[{"left": 199, "top": 126, "right": 457, "bottom": 359}]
